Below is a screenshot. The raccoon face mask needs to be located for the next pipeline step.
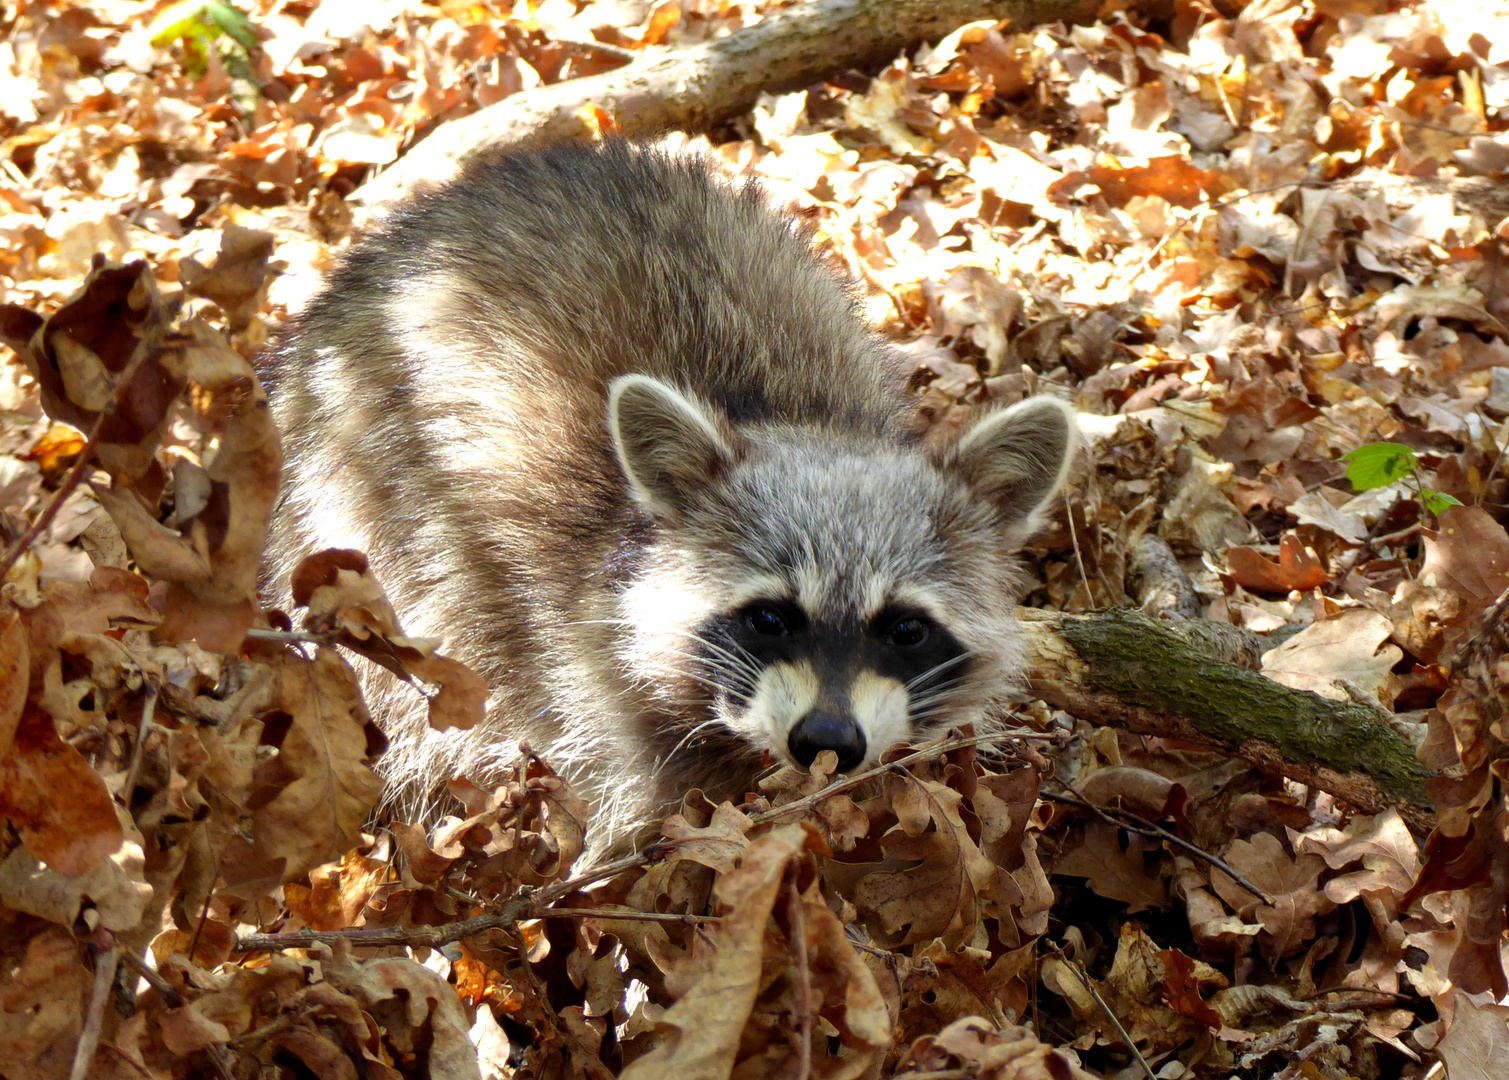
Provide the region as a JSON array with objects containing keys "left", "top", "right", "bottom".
[{"left": 609, "top": 373, "right": 1077, "bottom": 773}]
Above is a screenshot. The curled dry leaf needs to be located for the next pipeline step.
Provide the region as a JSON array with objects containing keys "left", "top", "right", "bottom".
[
  {"left": 17, "top": 568, "right": 156, "bottom": 729},
  {"left": 0, "top": 704, "right": 123, "bottom": 875},
  {"left": 291, "top": 548, "right": 488, "bottom": 731},
  {"left": 0, "top": 805, "right": 153, "bottom": 931},
  {"left": 323, "top": 941, "right": 483, "bottom": 1080},
  {"left": 898, "top": 1015, "right": 1094, "bottom": 1080},
  {"left": 853, "top": 771, "right": 997, "bottom": 948},
  {"left": 433, "top": 754, "right": 588, "bottom": 887},
  {"left": 179, "top": 223, "right": 280, "bottom": 332},
  {"left": 0, "top": 260, "right": 182, "bottom": 481},
  {"left": 99, "top": 356, "right": 281, "bottom": 652},
  {"left": 622, "top": 824, "right": 811, "bottom": 1080},
  {"left": 0, "top": 926, "right": 90, "bottom": 1080},
  {"left": 1225, "top": 534, "right": 1330, "bottom": 594},
  {"left": 251, "top": 647, "right": 385, "bottom": 884}
]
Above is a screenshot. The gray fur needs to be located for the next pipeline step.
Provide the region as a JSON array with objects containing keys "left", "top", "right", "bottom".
[{"left": 265, "top": 141, "right": 1076, "bottom": 855}]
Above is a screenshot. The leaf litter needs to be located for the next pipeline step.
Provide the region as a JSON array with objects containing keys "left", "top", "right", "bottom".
[{"left": 3, "top": 0, "right": 1509, "bottom": 1077}]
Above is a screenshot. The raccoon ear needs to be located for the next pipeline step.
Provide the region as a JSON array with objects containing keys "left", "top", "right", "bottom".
[
  {"left": 946, "top": 395, "right": 1078, "bottom": 536},
  {"left": 609, "top": 374, "right": 734, "bottom": 521}
]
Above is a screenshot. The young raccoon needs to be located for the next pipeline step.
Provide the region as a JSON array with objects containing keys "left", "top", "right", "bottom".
[{"left": 266, "top": 140, "right": 1076, "bottom": 853}]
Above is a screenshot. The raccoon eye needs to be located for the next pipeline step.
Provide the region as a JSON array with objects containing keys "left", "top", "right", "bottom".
[
  {"left": 886, "top": 615, "right": 931, "bottom": 648},
  {"left": 745, "top": 605, "right": 790, "bottom": 637}
]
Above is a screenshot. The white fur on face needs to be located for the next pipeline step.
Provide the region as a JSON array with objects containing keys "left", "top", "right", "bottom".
[
  {"left": 730, "top": 659, "right": 819, "bottom": 759},
  {"left": 847, "top": 671, "right": 909, "bottom": 766},
  {"left": 727, "top": 663, "right": 914, "bottom": 771}
]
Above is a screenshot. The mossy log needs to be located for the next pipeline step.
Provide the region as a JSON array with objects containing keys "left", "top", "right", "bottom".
[{"left": 1018, "top": 608, "right": 1434, "bottom": 827}]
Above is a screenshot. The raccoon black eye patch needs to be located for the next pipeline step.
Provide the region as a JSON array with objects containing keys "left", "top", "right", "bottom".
[
  {"left": 739, "top": 600, "right": 807, "bottom": 639},
  {"left": 882, "top": 613, "right": 932, "bottom": 648}
]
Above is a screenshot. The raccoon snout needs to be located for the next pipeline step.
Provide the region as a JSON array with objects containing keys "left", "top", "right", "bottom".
[{"left": 787, "top": 713, "right": 867, "bottom": 772}]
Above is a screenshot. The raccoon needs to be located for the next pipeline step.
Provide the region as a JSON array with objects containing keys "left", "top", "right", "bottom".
[{"left": 265, "top": 140, "right": 1077, "bottom": 854}]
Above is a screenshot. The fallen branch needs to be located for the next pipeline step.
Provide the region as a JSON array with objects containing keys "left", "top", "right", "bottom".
[
  {"left": 1019, "top": 608, "right": 1435, "bottom": 827},
  {"left": 355, "top": 0, "right": 1101, "bottom": 210}
]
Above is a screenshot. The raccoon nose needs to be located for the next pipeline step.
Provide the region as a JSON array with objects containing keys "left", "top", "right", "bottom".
[{"left": 788, "top": 713, "right": 866, "bottom": 772}]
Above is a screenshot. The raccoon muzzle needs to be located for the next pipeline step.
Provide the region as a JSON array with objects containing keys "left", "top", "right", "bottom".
[{"left": 787, "top": 711, "right": 866, "bottom": 772}]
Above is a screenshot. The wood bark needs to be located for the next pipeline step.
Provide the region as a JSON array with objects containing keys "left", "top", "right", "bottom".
[
  {"left": 1018, "top": 608, "right": 1435, "bottom": 829},
  {"left": 354, "top": 0, "right": 1101, "bottom": 210}
]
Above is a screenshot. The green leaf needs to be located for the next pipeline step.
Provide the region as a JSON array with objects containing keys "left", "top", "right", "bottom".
[
  {"left": 147, "top": 1, "right": 219, "bottom": 48},
  {"left": 148, "top": 1, "right": 258, "bottom": 52},
  {"left": 204, "top": 1, "right": 260, "bottom": 51},
  {"left": 1342, "top": 442, "right": 1418, "bottom": 492},
  {"left": 1422, "top": 489, "right": 1464, "bottom": 516}
]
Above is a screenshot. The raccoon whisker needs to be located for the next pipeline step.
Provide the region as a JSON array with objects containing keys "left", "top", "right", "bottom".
[
  {"left": 652, "top": 717, "right": 734, "bottom": 779},
  {"left": 904, "top": 681, "right": 971, "bottom": 720},
  {"left": 641, "top": 637, "right": 760, "bottom": 675},
  {"left": 904, "top": 652, "right": 974, "bottom": 694},
  {"left": 687, "top": 634, "right": 763, "bottom": 671},
  {"left": 684, "top": 639, "right": 766, "bottom": 688},
  {"left": 906, "top": 693, "right": 966, "bottom": 718}
]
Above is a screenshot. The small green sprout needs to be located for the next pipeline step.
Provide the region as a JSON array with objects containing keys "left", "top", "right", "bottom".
[{"left": 1342, "top": 442, "right": 1464, "bottom": 517}]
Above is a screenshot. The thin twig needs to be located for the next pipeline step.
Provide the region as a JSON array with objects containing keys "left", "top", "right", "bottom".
[
  {"left": 235, "top": 899, "right": 540, "bottom": 953},
  {"left": 244, "top": 627, "right": 328, "bottom": 645},
  {"left": 1064, "top": 499, "right": 1094, "bottom": 608},
  {"left": 233, "top": 844, "right": 672, "bottom": 953},
  {"left": 69, "top": 945, "right": 119, "bottom": 1080},
  {"left": 119, "top": 949, "right": 182, "bottom": 1007},
  {"left": 122, "top": 687, "right": 158, "bottom": 805},
  {"left": 186, "top": 850, "right": 220, "bottom": 963},
  {"left": 0, "top": 412, "right": 105, "bottom": 582},
  {"left": 539, "top": 907, "right": 719, "bottom": 924},
  {"left": 752, "top": 728, "right": 1053, "bottom": 826},
  {"left": 1476, "top": 405, "right": 1506, "bottom": 509},
  {"left": 1041, "top": 788, "right": 1274, "bottom": 905},
  {"left": 790, "top": 877, "right": 812, "bottom": 1080},
  {"left": 1044, "top": 942, "right": 1155, "bottom": 1080}
]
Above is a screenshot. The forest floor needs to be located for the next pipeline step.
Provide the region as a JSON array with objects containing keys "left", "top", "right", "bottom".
[{"left": 2, "top": 0, "right": 1509, "bottom": 1078}]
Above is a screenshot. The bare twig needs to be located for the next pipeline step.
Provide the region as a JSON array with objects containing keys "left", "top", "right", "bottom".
[
  {"left": 790, "top": 877, "right": 812, "bottom": 1080},
  {"left": 69, "top": 944, "right": 119, "bottom": 1080},
  {"left": 539, "top": 906, "right": 720, "bottom": 924},
  {"left": 1041, "top": 788, "right": 1275, "bottom": 905},
  {"left": 752, "top": 727, "right": 1054, "bottom": 825},
  {"left": 121, "top": 687, "right": 158, "bottom": 805},
  {"left": 245, "top": 627, "right": 329, "bottom": 645},
  {"left": 1044, "top": 941, "right": 1155, "bottom": 1080},
  {"left": 233, "top": 844, "right": 672, "bottom": 953},
  {"left": 118, "top": 949, "right": 182, "bottom": 1008}
]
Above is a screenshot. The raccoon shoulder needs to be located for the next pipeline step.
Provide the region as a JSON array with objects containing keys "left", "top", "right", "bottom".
[{"left": 279, "top": 141, "right": 910, "bottom": 438}]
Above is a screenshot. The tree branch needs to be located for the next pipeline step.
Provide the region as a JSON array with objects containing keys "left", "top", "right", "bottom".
[
  {"left": 355, "top": 0, "right": 1102, "bottom": 210},
  {"left": 1019, "top": 608, "right": 1435, "bottom": 826}
]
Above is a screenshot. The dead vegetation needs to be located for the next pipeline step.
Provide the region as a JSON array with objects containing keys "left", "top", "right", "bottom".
[{"left": 3, "top": 0, "right": 1509, "bottom": 1078}]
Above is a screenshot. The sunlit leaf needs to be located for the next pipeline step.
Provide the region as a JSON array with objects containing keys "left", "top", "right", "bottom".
[{"left": 1342, "top": 442, "right": 1418, "bottom": 492}]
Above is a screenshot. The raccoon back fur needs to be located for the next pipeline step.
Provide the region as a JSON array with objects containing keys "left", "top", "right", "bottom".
[{"left": 266, "top": 140, "right": 1077, "bottom": 854}]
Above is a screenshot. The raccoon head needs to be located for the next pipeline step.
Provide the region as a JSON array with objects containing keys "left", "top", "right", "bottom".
[{"left": 608, "top": 374, "right": 1076, "bottom": 776}]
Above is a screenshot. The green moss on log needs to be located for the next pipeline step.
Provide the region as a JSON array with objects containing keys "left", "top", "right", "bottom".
[{"left": 1057, "top": 609, "right": 1433, "bottom": 809}]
